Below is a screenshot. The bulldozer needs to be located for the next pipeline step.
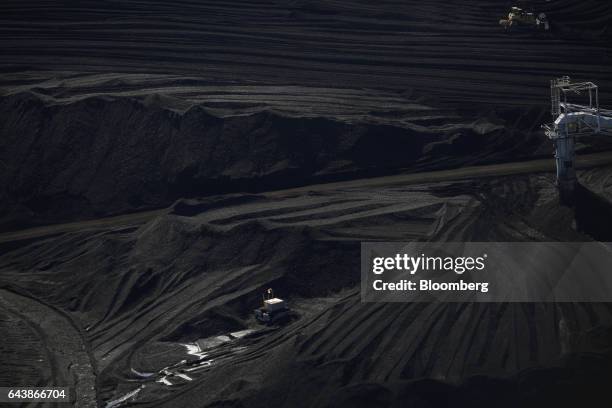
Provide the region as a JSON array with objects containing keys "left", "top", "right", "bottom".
[
  {"left": 254, "top": 288, "right": 291, "bottom": 325},
  {"left": 500, "top": 6, "right": 549, "bottom": 31}
]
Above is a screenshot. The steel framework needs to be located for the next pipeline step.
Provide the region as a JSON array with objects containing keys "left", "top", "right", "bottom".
[{"left": 543, "top": 77, "right": 612, "bottom": 203}]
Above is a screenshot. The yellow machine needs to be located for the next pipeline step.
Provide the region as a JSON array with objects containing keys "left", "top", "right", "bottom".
[{"left": 500, "top": 7, "right": 549, "bottom": 31}]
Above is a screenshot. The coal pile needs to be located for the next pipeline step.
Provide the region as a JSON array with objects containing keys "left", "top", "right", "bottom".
[{"left": 1, "top": 1, "right": 612, "bottom": 407}]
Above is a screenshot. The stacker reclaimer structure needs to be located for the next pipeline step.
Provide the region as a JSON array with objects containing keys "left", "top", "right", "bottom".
[
  {"left": 499, "top": 6, "right": 549, "bottom": 31},
  {"left": 543, "top": 76, "right": 612, "bottom": 203}
]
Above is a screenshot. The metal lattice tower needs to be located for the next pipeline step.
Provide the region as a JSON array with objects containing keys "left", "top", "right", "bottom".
[
  {"left": 550, "top": 76, "right": 570, "bottom": 116},
  {"left": 543, "top": 76, "right": 612, "bottom": 204}
]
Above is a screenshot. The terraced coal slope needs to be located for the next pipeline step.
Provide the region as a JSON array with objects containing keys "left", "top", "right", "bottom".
[
  {"left": 1, "top": 77, "right": 557, "bottom": 231},
  {"left": 2, "top": 170, "right": 612, "bottom": 407},
  {"left": 2, "top": 0, "right": 612, "bottom": 230},
  {"left": 1, "top": 0, "right": 612, "bottom": 105},
  {"left": 2, "top": 1, "right": 612, "bottom": 406}
]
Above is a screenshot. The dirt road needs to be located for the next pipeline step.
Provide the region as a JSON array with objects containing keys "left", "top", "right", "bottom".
[{"left": 2, "top": 151, "right": 612, "bottom": 245}]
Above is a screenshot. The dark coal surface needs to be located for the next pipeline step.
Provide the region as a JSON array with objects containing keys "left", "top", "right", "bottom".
[
  {"left": 2, "top": 173, "right": 612, "bottom": 407},
  {"left": 0, "top": 84, "right": 549, "bottom": 230},
  {"left": 0, "top": 306, "right": 51, "bottom": 387},
  {"left": 1, "top": 0, "right": 611, "bottom": 105},
  {"left": 2, "top": 1, "right": 612, "bottom": 407},
  {"left": 1, "top": 0, "right": 612, "bottom": 230}
]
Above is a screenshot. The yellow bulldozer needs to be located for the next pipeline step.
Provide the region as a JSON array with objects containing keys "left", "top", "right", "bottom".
[{"left": 500, "top": 6, "right": 549, "bottom": 31}]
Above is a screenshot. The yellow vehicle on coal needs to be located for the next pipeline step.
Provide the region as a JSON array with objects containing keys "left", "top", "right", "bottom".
[{"left": 500, "top": 6, "right": 549, "bottom": 31}]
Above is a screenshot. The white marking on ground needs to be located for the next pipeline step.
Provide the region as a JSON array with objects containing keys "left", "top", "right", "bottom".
[
  {"left": 157, "top": 377, "right": 173, "bottom": 386},
  {"left": 131, "top": 368, "right": 155, "bottom": 378},
  {"left": 175, "top": 372, "right": 193, "bottom": 381},
  {"left": 105, "top": 386, "right": 143, "bottom": 408},
  {"left": 229, "top": 329, "right": 255, "bottom": 339},
  {"left": 182, "top": 343, "right": 208, "bottom": 359},
  {"left": 184, "top": 360, "right": 213, "bottom": 372}
]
